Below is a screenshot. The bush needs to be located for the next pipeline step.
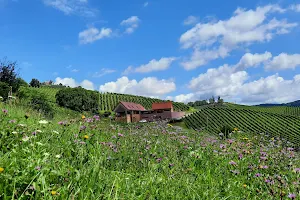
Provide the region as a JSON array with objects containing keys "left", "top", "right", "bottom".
[
  {"left": 0, "top": 82, "right": 10, "bottom": 101},
  {"left": 219, "top": 125, "right": 234, "bottom": 139},
  {"left": 29, "top": 78, "right": 41, "bottom": 88},
  {"left": 17, "top": 86, "right": 54, "bottom": 118},
  {"left": 56, "top": 87, "right": 98, "bottom": 113}
]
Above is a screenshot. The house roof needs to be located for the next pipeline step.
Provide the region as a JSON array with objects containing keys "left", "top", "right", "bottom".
[
  {"left": 152, "top": 101, "right": 173, "bottom": 110},
  {"left": 119, "top": 101, "right": 146, "bottom": 111}
]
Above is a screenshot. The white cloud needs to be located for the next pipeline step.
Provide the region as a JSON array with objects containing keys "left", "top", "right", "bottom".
[
  {"left": 123, "top": 57, "right": 177, "bottom": 74},
  {"left": 43, "top": 0, "right": 97, "bottom": 17},
  {"left": 234, "top": 51, "right": 272, "bottom": 71},
  {"left": 289, "top": 4, "right": 300, "bottom": 12},
  {"left": 183, "top": 16, "right": 199, "bottom": 25},
  {"left": 265, "top": 53, "right": 300, "bottom": 70},
  {"left": 99, "top": 76, "right": 176, "bottom": 97},
  {"left": 71, "top": 69, "right": 79, "bottom": 72},
  {"left": 180, "top": 4, "right": 297, "bottom": 70},
  {"left": 93, "top": 68, "right": 116, "bottom": 77},
  {"left": 55, "top": 77, "right": 95, "bottom": 90},
  {"left": 120, "top": 16, "right": 140, "bottom": 34},
  {"left": 143, "top": 2, "right": 148, "bottom": 7},
  {"left": 79, "top": 27, "right": 112, "bottom": 44}
]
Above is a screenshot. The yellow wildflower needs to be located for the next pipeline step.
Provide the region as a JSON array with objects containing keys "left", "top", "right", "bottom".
[
  {"left": 51, "top": 191, "right": 57, "bottom": 195},
  {"left": 243, "top": 184, "right": 247, "bottom": 188},
  {"left": 234, "top": 127, "right": 238, "bottom": 131},
  {"left": 84, "top": 135, "right": 89, "bottom": 139},
  {"left": 0, "top": 167, "right": 4, "bottom": 173},
  {"left": 82, "top": 115, "right": 86, "bottom": 120},
  {"left": 242, "top": 137, "right": 249, "bottom": 140}
]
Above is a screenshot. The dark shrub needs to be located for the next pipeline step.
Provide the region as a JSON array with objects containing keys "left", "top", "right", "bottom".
[
  {"left": 103, "top": 111, "right": 111, "bottom": 117},
  {"left": 29, "top": 78, "right": 41, "bottom": 88},
  {"left": 56, "top": 87, "right": 98, "bottom": 113},
  {"left": 219, "top": 125, "right": 234, "bottom": 139},
  {"left": 0, "top": 81, "right": 10, "bottom": 101}
]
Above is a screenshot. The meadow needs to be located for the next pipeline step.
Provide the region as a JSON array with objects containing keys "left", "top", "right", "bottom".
[{"left": 1, "top": 102, "right": 300, "bottom": 199}]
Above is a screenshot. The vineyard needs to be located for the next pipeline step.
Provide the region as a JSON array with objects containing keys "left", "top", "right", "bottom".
[
  {"left": 225, "top": 103, "right": 300, "bottom": 116},
  {"left": 31, "top": 86, "right": 190, "bottom": 111},
  {"left": 184, "top": 107, "right": 300, "bottom": 144}
]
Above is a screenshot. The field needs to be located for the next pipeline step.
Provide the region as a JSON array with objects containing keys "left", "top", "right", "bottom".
[
  {"left": 184, "top": 106, "right": 300, "bottom": 144},
  {"left": 31, "top": 86, "right": 190, "bottom": 112},
  {"left": 1, "top": 102, "right": 300, "bottom": 199}
]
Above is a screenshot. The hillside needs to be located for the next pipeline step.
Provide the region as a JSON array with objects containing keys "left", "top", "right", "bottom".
[
  {"left": 32, "top": 86, "right": 190, "bottom": 112},
  {"left": 256, "top": 100, "right": 300, "bottom": 107},
  {"left": 225, "top": 103, "right": 300, "bottom": 117},
  {"left": 184, "top": 106, "right": 300, "bottom": 144}
]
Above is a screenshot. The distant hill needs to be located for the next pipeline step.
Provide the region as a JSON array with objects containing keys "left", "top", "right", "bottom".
[
  {"left": 31, "top": 86, "right": 190, "bottom": 112},
  {"left": 256, "top": 100, "right": 300, "bottom": 107}
]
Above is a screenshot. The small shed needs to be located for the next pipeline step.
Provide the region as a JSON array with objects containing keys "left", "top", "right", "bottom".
[
  {"left": 114, "top": 101, "right": 146, "bottom": 123},
  {"left": 152, "top": 101, "right": 174, "bottom": 112}
]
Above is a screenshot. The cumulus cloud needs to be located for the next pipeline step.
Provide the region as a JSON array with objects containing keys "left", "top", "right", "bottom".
[
  {"left": 43, "top": 0, "right": 97, "bottom": 17},
  {"left": 123, "top": 57, "right": 177, "bottom": 74},
  {"left": 234, "top": 51, "right": 272, "bottom": 71},
  {"left": 55, "top": 77, "right": 95, "bottom": 90},
  {"left": 289, "top": 4, "right": 300, "bottom": 12},
  {"left": 265, "top": 53, "right": 300, "bottom": 70},
  {"left": 79, "top": 27, "right": 112, "bottom": 44},
  {"left": 180, "top": 4, "right": 297, "bottom": 70},
  {"left": 99, "top": 76, "right": 176, "bottom": 97},
  {"left": 183, "top": 16, "right": 199, "bottom": 25},
  {"left": 120, "top": 16, "right": 140, "bottom": 34}
]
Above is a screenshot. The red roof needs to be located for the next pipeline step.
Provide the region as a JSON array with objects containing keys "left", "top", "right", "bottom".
[
  {"left": 120, "top": 101, "right": 146, "bottom": 111},
  {"left": 152, "top": 101, "right": 173, "bottom": 110}
]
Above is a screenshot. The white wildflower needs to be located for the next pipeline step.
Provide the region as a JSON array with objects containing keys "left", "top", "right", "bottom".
[
  {"left": 39, "top": 120, "right": 49, "bottom": 124},
  {"left": 55, "top": 154, "right": 61, "bottom": 159}
]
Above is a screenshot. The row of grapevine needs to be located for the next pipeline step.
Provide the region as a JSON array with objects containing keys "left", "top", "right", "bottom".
[
  {"left": 34, "top": 86, "right": 190, "bottom": 112},
  {"left": 184, "top": 107, "right": 300, "bottom": 144},
  {"left": 98, "top": 92, "right": 190, "bottom": 111},
  {"left": 225, "top": 103, "right": 300, "bottom": 117}
]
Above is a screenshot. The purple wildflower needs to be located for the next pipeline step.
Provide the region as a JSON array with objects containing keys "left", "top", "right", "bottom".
[
  {"left": 183, "top": 146, "right": 188, "bottom": 149},
  {"left": 111, "top": 135, "right": 117, "bottom": 139},
  {"left": 238, "top": 154, "right": 243, "bottom": 160},
  {"left": 9, "top": 119, "right": 16, "bottom": 123},
  {"left": 58, "top": 121, "right": 64, "bottom": 125},
  {"left": 80, "top": 126, "right": 86, "bottom": 131},
  {"left": 229, "top": 161, "right": 237, "bottom": 165},
  {"left": 2, "top": 109, "right": 8, "bottom": 114},
  {"left": 74, "top": 134, "right": 78, "bottom": 138},
  {"left": 287, "top": 147, "right": 294, "bottom": 151},
  {"left": 138, "top": 158, "right": 142, "bottom": 161},
  {"left": 228, "top": 139, "right": 234, "bottom": 144},
  {"left": 255, "top": 173, "right": 262, "bottom": 177},
  {"left": 260, "top": 156, "right": 267, "bottom": 161},
  {"left": 262, "top": 165, "right": 268, "bottom": 169},
  {"left": 117, "top": 133, "right": 124, "bottom": 137},
  {"left": 169, "top": 163, "right": 174, "bottom": 167},
  {"left": 156, "top": 158, "right": 162, "bottom": 163},
  {"left": 294, "top": 168, "right": 300, "bottom": 173},
  {"left": 220, "top": 144, "right": 226, "bottom": 149},
  {"left": 230, "top": 170, "right": 240, "bottom": 175},
  {"left": 74, "top": 140, "right": 78, "bottom": 143},
  {"left": 35, "top": 166, "right": 41, "bottom": 171},
  {"left": 288, "top": 194, "right": 296, "bottom": 199},
  {"left": 32, "top": 131, "right": 37, "bottom": 136},
  {"left": 79, "top": 141, "right": 86, "bottom": 145}
]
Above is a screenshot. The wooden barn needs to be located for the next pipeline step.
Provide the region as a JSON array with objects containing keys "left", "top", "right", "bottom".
[
  {"left": 114, "top": 101, "right": 185, "bottom": 123},
  {"left": 114, "top": 101, "right": 146, "bottom": 123}
]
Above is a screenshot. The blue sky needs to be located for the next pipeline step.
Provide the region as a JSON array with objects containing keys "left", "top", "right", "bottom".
[{"left": 0, "top": 0, "right": 300, "bottom": 104}]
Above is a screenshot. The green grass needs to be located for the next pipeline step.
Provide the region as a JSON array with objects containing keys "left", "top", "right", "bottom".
[
  {"left": 1, "top": 103, "right": 300, "bottom": 199},
  {"left": 184, "top": 106, "right": 300, "bottom": 144}
]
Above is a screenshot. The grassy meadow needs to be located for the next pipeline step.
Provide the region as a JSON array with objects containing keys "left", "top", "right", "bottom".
[{"left": 1, "top": 102, "right": 300, "bottom": 199}]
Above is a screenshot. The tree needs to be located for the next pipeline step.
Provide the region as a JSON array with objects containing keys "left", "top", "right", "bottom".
[
  {"left": 0, "top": 82, "right": 10, "bottom": 101},
  {"left": 0, "top": 58, "right": 19, "bottom": 92},
  {"left": 217, "top": 96, "right": 224, "bottom": 105},
  {"left": 209, "top": 96, "right": 215, "bottom": 104},
  {"left": 30, "top": 78, "right": 41, "bottom": 88}
]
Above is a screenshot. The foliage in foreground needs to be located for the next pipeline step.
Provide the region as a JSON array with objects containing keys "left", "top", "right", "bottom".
[{"left": 1, "top": 107, "right": 300, "bottom": 199}]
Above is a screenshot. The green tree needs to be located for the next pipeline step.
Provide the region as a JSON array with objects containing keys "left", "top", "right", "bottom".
[
  {"left": 0, "top": 58, "right": 19, "bottom": 92},
  {"left": 217, "top": 96, "right": 224, "bottom": 105},
  {"left": 0, "top": 82, "right": 10, "bottom": 101},
  {"left": 30, "top": 78, "right": 41, "bottom": 88},
  {"left": 209, "top": 96, "right": 215, "bottom": 104}
]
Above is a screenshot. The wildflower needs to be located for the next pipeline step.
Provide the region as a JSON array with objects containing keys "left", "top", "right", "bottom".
[
  {"left": 243, "top": 184, "right": 247, "bottom": 188},
  {"left": 52, "top": 130, "right": 59, "bottom": 134},
  {"left": 55, "top": 155, "right": 61, "bottom": 159},
  {"left": 234, "top": 127, "right": 238, "bottom": 131},
  {"left": 242, "top": 137, "right": 249, "bottom": 140},
  {"left": 229, "top": 160, "right": 237, "bottom": 165},
  {"left": 51, "top": 191, "right": 57, "bottom": 195},
  {"left": 255, "top": 173, "right": 262, "bottom": 177},
  {"left": 220, "top": 144, "right": 226, "bottom": 149},
  {"left": 260, "top": 156, "right": 267, "bottom": 161},
  {"left": 156, "top": 158, "right": 162, "bottom": 163},
  {"left": 238, "top": 154, "right": 243, "bottom": 160},
  {"left": 35, "top": 166, "right": 41, "bottom": 171},
  {"left": 2, "top": 109, "right": 8, "bottom": 114},
  {"left": 83, "top": 135, "right": 89, "bottom": 139},
  {"left": 294, "top": 168, "right": 300, "bottom": 173},
  {"left": 0, "top": 167, "right": 4, "bottom": 173},
  {"left": 111, "top": 135, "right": 117, "bottom": 139},
  {"left": 138, "top": 158, "right": 142, "bottom": 161},
  {"left": 81, "top": 115, "right": 86, "bottom": 120},
  {"left": 231, "top": 170, "right": 240, "bottom": 175},
  {"left": 22, "top": 136, "right": 30, "bottom": 142},
  {"left": 9, "top": 119, "right": 16, "bottom": 123},
  {"left": 169, "top": 163, "right": 174, "bottom": 167},
  {"left": 117, "top": 133, "right": 124, "bottom": 137},
  {"left": 79, "top": 141, "right": 86, "bottom": 145},
  {"left": 80, "top": 125, "right": 86, "bottom": 131},
  {"left": 58, "top": 121, "right": 64, "bottom": 125},
  {"left": 32, "top": 131, "right": 37, "bottom": 136},
  {"left": 288, "top": 194, "right": 296, "bottom": 199},
  {"left": 228, "top": 139, "right": 234, "bottom": 144},
  {"left": 39, "top": 120, "right": 48, "bottom": 124}
]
